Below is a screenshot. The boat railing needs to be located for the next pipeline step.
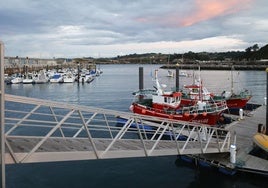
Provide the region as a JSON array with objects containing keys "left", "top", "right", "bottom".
[{"left": 181, "top": 100, "right": 228, "bottom": 115}]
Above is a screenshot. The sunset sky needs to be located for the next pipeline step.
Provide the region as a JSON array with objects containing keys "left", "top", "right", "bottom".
[{"left": 0, "top": 0, "right": 267, "bottom": 58}]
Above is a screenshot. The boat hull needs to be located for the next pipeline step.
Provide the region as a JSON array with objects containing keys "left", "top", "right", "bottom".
[
  {"left": 131, "top": 103, "right": 221, "bottom": 126},
  {"left": 226, "top": 97, "right": 251, "bottom": 109}
]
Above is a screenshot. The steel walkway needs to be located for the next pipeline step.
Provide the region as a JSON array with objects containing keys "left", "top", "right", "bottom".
[{"left": 3, "top": 94, "right": 232, "bottom": 164}]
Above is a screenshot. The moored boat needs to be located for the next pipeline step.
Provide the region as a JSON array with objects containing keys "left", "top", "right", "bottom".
[
  {"left": 130, "top": 70, "right": 228, "bottom": 126},
  {"left": 49, "top": 73, "right": 64, "bottom": 83},
  {"left": 33, "top": 70, "right": 49, "bottom": 84},
  {"left": 79, "top": 73, "right": 94, "bottom": 83},
  {"left": 11, "top": 76, "right": 23, "bottom": 84},
  {"left": 253, "top": 133, "right": 268, "bottom": 153},
  {"left": 182, "top": 81, "right": 252, "bottom": 109}
]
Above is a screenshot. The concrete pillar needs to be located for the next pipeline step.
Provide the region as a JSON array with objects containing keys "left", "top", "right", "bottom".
[{"left": 175, "top": 66, "right": 179, "bottom": 91}]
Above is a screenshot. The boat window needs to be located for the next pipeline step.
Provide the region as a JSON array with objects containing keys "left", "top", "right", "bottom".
[
  {"left": 166, "top": 98, "right": 171, "bottom": 103},
  {"left": 192, "top": 88, "right": 198, "bottom": 93}
]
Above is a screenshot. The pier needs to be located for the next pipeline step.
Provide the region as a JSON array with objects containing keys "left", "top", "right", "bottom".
[{"left": 180, "top": 104, "right": 268, "bottom": 176}]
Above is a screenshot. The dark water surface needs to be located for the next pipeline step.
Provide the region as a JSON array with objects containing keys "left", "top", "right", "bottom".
[{"left": 5, "top": 64, "right": 267, "bottom": 188}]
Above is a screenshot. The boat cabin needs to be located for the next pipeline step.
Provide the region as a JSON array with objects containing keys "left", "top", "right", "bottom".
[
  {"left": 184, "top": 84, "right": 211, "bottom": 101},
  {"left": 152, "top": 91, "right": 182, "bottom": 110}
]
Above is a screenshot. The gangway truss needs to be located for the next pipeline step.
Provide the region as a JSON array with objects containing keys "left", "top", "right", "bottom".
[{"left": 3, "top": 94, "right": 231, "bottom": 164}]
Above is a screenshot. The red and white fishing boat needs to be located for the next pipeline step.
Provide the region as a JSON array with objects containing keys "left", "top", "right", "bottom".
[
  {"left": 182, "top": 80, "right": 252, "bottom": 109},
  {"left": 130, "top": 70, "right": 228, "bottom": 126}
]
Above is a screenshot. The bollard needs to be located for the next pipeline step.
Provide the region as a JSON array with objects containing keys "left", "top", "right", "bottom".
[
  {"left": 239, "top": 108, "right": 243, "bottom": 120},
  {"left": 258, "top": 124, "right": 263, "bottom": 133},
  {"left": 264, "top": 97, "right": 267, "bottom": 106},
  {"left": 230, "top": 144, "right": 236, "bottom": 164}
]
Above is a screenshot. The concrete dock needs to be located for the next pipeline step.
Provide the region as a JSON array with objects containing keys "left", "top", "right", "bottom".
[{"left": 182, "top": 104, "right": 268, "bottom": 176}]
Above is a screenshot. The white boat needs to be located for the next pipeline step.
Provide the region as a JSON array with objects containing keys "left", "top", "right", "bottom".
[
  {"left": 79, "top": 73, "right": 94, "bottom": 83},
  {"left": 180, "top": 70, "right": 189, "bottom": 77},
  {"left": 49, "top": 73, "right": 64, "bottom": 83},
  {"left": 96, "top": 69, "right": 103, "bottom": 76},
  {"left": 167, "top": 70, "right": 174, "bottom": 77},
  {"left": 22, "top": 73, "right": 34, "bottom": 84},
  {"left": 63, "top": 72, "right": 75, "bottom": 83},
  {"left": 166, "top": 55, "right": 174, "bottom": 77},
  {"left": 22, "top": 78, "right": 33, "bottom": 84},
  {"left": 11, "top": 76, "right": 23, "bottom": 84},
  {"left": 34, "top": 70, "right": 48, "bottom": 84}
]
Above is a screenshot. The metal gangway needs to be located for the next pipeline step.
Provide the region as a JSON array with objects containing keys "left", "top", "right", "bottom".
[{"left": 3, "top": 94, "right": 232, "bottom": 164}]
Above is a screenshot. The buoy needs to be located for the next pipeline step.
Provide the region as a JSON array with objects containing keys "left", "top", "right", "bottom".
[
  {"left": 193, "top": 113, "right": 197, "bottom": 117},
  {"left": 202, "top": 112, "right": 207, "bottom": 116},
  {"left": 169, "top": 114, "right": 173, "bottom": 119},
  {"left": 141, "top": 109, "right": 146, "bottom": 114}
]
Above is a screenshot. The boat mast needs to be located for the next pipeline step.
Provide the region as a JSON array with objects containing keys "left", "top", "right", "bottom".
[{"left": 198, "top": 66, "right": 202, "bottom": 101}]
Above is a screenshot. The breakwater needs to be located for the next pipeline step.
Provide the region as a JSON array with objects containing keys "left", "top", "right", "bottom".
[{"left": 161, "top": 63, "right": 268, "bottom": 71}]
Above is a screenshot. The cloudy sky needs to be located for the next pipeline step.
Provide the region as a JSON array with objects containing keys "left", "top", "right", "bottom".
[{"left": 0, "top": 0, "right": 267, "bottom": 58}]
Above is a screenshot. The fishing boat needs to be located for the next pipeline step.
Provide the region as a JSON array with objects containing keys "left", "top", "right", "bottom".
[
  {"left": 130, "top": 70, "right": 228, "bottom": 126},
  {"left": 215, "top": 66, "right": 252, "bottom": 109},
  {"left": 182, "top": 80, "right": 252, "bottom": 109}
]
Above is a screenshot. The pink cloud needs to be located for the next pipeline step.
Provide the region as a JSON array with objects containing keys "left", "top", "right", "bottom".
[{"left": 180, "top": 0, "right": 253, "bottom": 26}]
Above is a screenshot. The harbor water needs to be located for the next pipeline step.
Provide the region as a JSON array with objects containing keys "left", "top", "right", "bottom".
[{"left": 5, "top": 64, "right": 267, "bottom": 188}]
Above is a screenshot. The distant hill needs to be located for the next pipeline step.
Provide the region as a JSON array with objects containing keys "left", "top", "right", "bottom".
[
  {"left": 249, "top": 44, "right": 268, "bottom": 60},
  {"left": 113, "top": 44, "right": 268, "bottom": 64}
]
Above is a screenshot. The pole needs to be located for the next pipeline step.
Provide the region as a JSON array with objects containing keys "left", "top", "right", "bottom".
[
  {"left": 0, "top": 41, "right": 6, "bottom": 188},
  {"left": 175, "top": 66, "right": 179, "bottom": 91},
  {"left": 139, "top": 67, "right": 144, "bottom": 90},
  {"left": 265, "top": 67, "right": 268, "bottom": 135}
]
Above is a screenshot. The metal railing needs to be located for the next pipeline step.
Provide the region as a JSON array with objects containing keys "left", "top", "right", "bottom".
[{"left": 3, "top": 94, "right": 231, "bottom": 164}]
